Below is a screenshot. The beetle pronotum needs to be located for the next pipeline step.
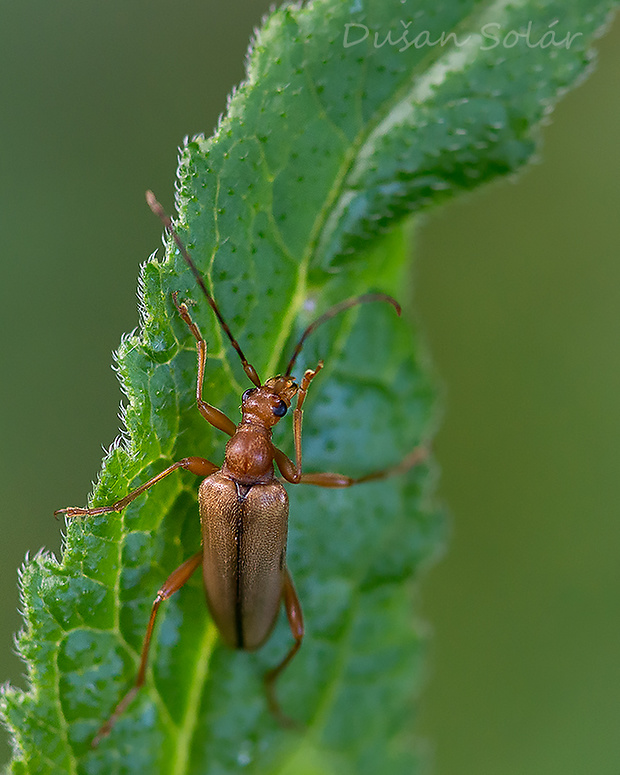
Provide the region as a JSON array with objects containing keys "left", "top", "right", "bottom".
[{"left": 56, "top": 192, "right": 425, "bottom": 745}]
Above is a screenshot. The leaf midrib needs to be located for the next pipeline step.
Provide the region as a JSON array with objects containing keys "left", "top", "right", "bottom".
[{"left": 172, "top": 621, "right": 219, "bottom": 775}]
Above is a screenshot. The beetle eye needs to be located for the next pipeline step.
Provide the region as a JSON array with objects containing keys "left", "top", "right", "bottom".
[
  {"left": 272, "top": 400, "right": 287, "bottom": 417},
  {"left": 242, "top": 388, "right": 255, "bottom": 402}
]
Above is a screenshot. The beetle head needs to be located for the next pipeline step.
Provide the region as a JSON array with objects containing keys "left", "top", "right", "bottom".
[{"left": 241, "top": 376, "right": 298, "bottom": 427}]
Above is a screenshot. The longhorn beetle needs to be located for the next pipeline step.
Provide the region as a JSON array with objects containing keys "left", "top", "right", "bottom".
[{"left": 56, "top": 191, "right": 426, "bottom": 745}]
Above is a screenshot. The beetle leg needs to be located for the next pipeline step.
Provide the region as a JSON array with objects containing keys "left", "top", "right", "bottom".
[
  {"left": 264, "top": 567, "right": 304, "bottom": 727},
  {"left": 92, "top": 550, "right": 203, "bottom": 747},
  {"left": 55, "top": 456, "right": 218, "bottom": 519},
  {"left": 292, "top": 363, "right": 323, "bottom": 472},
  {"left": 173, "top": 293, "right": 238, "bottom": 436},
  {"left": 298, "top": 445, "right": 429, "bottom": 488},
  {"left": 274, "top": 371, "right": 428, "bottom": 489},
  {"left": 272, "top": 363, "right": 324, "bottom": 483}
]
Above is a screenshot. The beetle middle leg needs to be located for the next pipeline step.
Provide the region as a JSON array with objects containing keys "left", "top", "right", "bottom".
[
  {"left": 274, "top": 363, "right": 428, "bottom": 487},
  {"left": 92, "top": 550, "right": 203, "bottom": 748},
  {"left": 264, "top": 567, "right": 304, "bottom": 727},
  {"left": 55, "top": 456, "right": 218, "bottom": 519},
  {"left": 298, "top": 445, "right": 428, "bottom": 488}
]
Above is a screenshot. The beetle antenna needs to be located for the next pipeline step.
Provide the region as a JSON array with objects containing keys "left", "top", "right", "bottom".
[
  {"left": 146, "top": 191, "right": 261, "bottom": 387},
  {"left": 284, "top": 293, "right": 401, "bottom": 377}
]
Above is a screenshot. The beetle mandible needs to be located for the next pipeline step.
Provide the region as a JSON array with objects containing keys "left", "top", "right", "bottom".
[{"left": 56, "top": 191, "right": 426, "bottom": 745}]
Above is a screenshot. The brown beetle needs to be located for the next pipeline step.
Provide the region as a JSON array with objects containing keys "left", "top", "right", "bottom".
[{"left": 56, "top": 192, "right": 425, "bottom": 745}]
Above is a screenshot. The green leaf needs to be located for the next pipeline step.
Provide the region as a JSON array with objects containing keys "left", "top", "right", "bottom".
[{"left": 2, "top": 1, "right": 617, "bottom": 773}]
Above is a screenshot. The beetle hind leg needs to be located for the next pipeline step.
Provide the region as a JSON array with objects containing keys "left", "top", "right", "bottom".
[
  {"left": 91, "top": 550, "right": 203, "bottom": 747},
  {"left": 264, "top": 567, "right": 304, "bottom": 727}
]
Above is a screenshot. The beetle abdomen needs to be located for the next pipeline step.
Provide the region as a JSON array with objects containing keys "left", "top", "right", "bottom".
[{"left": 198, "top": 471, "right": 288, "bottom": 651}]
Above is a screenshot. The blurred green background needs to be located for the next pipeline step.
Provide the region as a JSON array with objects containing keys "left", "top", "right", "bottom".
[{"left": 1, "top": 2, "right": 619, "bottom": 772}]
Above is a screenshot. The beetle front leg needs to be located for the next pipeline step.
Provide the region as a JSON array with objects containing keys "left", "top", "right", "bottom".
[
  {"left": 273, "top": 363, "right": 323, "bottom": 483},
  {"left": 92, "top": 550, "right": 203, "bottom": 747},
  {"left": 264, "top": 567, "right": 304, "bottom": 726},
  {"left": 173, "top": 292, "right": 238, "bottom": 436},
  {"left": 292, "top": 362, "right": 323, "bottom": 473}
]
